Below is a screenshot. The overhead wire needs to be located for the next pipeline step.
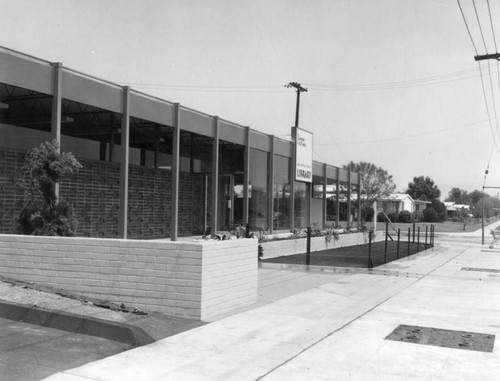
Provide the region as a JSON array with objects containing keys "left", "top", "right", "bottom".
[
  {"left": 457, "top": 0, "right": 500, "bottom": 153},
  {"left": 315, "top": 119, "right": 493, "bottom": 146},
  {"left": 457, "top": 0, "right": 479, "bottom": 55},
  {"left": 472, "top": 0, "right": 489, "bottom": 52},
  {"left": 119, "top": 66, "right": 484, "bottom": 93},
  {"left": 486, "top": 0, "right": 500, "bottom": 179},
  {"left": 302, "top": 97, "right": 350, "bottom": 164}
]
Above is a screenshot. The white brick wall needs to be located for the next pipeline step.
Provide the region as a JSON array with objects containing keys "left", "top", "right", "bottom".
[
  {"left": 261, "top": 232, "right": 374, "bottom": 259},
  {"left": 0, "top": 235, "right": 258, "bottom": 321}
]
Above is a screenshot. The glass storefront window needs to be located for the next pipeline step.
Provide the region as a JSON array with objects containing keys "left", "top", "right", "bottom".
[
  {"left": 273, "top": 155, "right": 290, "bottom": 230},
  {"left": 249, "top": 148, "right": 269, "bottom": 230},
  {"left": 294, "top": 181, "right": 308, "bottom": 228}
]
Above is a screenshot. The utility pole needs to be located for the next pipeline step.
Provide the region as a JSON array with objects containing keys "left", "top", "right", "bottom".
[
  {"left": 285, "top": 82, "right": 308, "bottom": 127},
  {"left": 285, "top": 82, "right": 309, "bottom": 230}
]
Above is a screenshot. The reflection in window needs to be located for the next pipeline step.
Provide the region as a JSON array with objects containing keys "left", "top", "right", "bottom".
[
  {"left": 249, "top": 148, "right": 269, "bottom": 230},
  {"left": 294, "top": 181, "right": 308, "bottom": 228},
  {"left": 273, "top": 155, "right": 290, "bottom": 230}
]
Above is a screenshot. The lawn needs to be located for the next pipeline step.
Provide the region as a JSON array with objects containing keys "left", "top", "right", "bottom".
[{"left": 262, "top": 240, "right": 430, "bottom": 269}]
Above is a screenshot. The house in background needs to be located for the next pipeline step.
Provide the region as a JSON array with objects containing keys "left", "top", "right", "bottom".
[
  {"left": 378, "top": 194, "right": 431, "bottom": 221},
  {"left": 444, "top": 202, "right": 471, "bottom": 218},
  {"left": 378, "top": 194, "right": 414, "bottom": 215}
]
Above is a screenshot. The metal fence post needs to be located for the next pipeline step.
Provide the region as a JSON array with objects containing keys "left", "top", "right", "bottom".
[
  {"left": 408, "top": 227, "right": 411, "bottom": 256},
  {"left": 397, "top": 228, "right": 400, "bottom": 259},
  {"left": 368, "top": 230, "right": 373, "bottom": 268},
  {"left": 417, "top": 227, "right": 420, "bottom": 252},
  {"left": 384, "top": 221, "right": 388, "bottom": 264},
  {"left": 306, "top": 226, "right": 311, "bottom": 265},
  {"left": 425, "top": 226, "right": 428, "bottom": 249},
  {"left": 413, "top": 222, "right": 416, "bottom": 242}
]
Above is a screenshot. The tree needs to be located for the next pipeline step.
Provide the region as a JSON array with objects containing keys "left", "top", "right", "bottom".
[
  {"left": 446, "top": 187, "right": 470, "bottom": 204},
  {"left": 407, "top": 176, "right": 441, "bottom": 201},
  {"left": 431, "top": 199, "right": 447, "bottom": 222},
  {"left": 343, "top": 161, "right": 396, "bottom": 206},
  {"left": 16, "top": 140, "right": 83, "bottom": 236},
  {"left": 469, "top": 189, "right": 500, "bottom": 218}
]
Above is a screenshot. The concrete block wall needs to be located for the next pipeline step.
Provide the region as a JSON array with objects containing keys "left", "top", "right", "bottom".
[{"left": 0, "top": 234, "right": 258, "bottom": 321}]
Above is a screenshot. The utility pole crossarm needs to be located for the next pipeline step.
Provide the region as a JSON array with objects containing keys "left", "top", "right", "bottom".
[
  {"left": 285, "top": 82, "right": 308, "bottom": 127},
  {"left": 475, "top": 53, "right": 500, "bottom": 61}
]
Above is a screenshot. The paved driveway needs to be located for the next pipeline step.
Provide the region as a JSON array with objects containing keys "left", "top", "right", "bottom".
[{"left": 0, "top": 317, "right": 131, "bottom": 381}]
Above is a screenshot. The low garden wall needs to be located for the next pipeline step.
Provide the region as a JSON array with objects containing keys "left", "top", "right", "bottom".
[
  {"left": 261, "top": 231, "right": 375, "bottom": 259},
  {"left": 0, "top": 235, "right": 258, "bottom": 321}
]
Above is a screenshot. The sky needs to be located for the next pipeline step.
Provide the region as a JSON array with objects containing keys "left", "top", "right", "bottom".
[{"left": 1, "top": 0, "right": 500, "bottom": 199}]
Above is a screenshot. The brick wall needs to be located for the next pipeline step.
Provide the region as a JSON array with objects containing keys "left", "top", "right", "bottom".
[
  {"left": 0, "top": 147, "right": 206, "bottom": 238},
  {"left": 0, "top": 234, "right": 258, "bottom": 321},
  {"left": 0, "top": 149, "right": 24, "bottom": 234}
]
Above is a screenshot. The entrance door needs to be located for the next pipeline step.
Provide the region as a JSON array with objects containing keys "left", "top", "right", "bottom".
[
  {"left": 216, "top": 174, "right": 244, "bottom": 232},
  {"left": 217, "top": 175, "right": 233, "bottom": 231}
]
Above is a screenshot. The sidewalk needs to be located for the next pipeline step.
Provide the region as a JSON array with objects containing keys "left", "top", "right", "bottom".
[{"left": 43, "top": 232, "right": 500, "bottom": 380}]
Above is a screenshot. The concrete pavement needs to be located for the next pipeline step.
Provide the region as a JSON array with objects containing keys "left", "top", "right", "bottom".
[{"left": 42, "top": 226, "right": 500, "bottom": 380}]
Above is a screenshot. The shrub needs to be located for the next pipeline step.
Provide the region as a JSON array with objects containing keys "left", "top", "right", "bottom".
[
  {"left": 361, "top": 207, "right": 374, "bottom": 222},
  {"left": 431, "top": 199, "right": 447, "bottom": 222},
  {"left": 423, "top": 207, "right": 439, "bottom": 222},
  {"left": 398, "top": 210, "right": 412, "bottom": 223},
  {"left": 388, "top": 212, "right": 399, "bottom": 223},
  {"left": 377, "top": 212, "right": 388, "bottom": 222},
  {"left": 413, "top": 211, "right": 424, "bottom": 222},
  {"left": 16, "top": 140, "right": 82, "bottom": 236}
]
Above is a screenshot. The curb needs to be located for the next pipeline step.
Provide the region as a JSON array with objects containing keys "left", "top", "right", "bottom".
[{"left": 0, "top": 300, "right": 155, "bottom": 346}]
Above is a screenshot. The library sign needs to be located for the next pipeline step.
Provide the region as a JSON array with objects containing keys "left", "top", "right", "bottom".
[{"left": 294, "top": 127, "right": 313, "bottom": 183}]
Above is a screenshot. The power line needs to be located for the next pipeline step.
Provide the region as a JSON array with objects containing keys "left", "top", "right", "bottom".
[
  {"left": 472, "top": 0, "right": 489, "bottom": 53},
  {"left": 457, "top": 0, "right": 479, "bottom": 55},
  {"left": 477, "top": 61, "right": 500, "bottom": 152},
  {"left": 117, "top": 67, "right": 485, "bottom": 93},
  {"left": 487, "top": 0, "right": 498, "bottom": 51},
  {"left": 302, "top": 97, "right": 350, "bottom": 163},
  {"left": 315, "top": 118, "right": 493, "bottom": 146}
]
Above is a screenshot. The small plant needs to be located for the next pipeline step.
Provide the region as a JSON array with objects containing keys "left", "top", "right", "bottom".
[
  {"left": 16, "top": 140, "right": 82, "bottom": 236},
  {"left": 324, "top": 227, "right": 339, "bottom": 245}
]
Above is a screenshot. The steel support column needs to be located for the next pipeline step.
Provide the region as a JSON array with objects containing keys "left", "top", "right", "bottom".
[
  {"left": 171, "top": 103, "right": 181, "bottom": 241},
  {"left": 357, "top": 175, "right": 362, "bottom": 226},
  {"left": 210, "top": 117, "right": 220, "bottom": 237},
  {"left": 118, "top": 86, "right": 131, "bottom": 239},
  {"left": 243, "top": 127, "right": 250, "bottom": 226},
  {"left": 347, "top": 171, "right": 352, "bottom": 226},
  {"left": 336, "top": 168, "right": 340, "bottom": 227},
  {"left": 268, "top": 135, "right": 275, "bottom": 233},
  {"left": 51, "top": 62, "right": 62, "bottom": 201},
  {"left": 322, "top": 163, "right": 327, "bottom": 229}
]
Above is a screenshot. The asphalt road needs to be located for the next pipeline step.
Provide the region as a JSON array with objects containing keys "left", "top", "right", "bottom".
[{"left": 0, "top": 317, "right": 132, "bottom": 381}]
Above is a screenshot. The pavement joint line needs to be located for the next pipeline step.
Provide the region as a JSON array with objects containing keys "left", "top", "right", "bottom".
[
  {"left": 0, "top": 330, "right": 75, "bottom": 355},
  {"left": 256, "top": 245, "right": 468, "bottom": 380}
]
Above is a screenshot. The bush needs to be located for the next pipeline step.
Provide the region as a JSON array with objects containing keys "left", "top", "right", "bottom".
[
  {"left": 388, "top": 212, "right": 399, "bottom": 223},
  {"left": 16, "top": 140, "right": 82, "bottom": 236},
  {"left": 423, "top": 207, "right": 439, "bottom": 222},
  {"left": 413, "top": 211, "right": 424, "bottom": 222},
  {"left": 377, "top": 212, "right": 387, "bottom": 222},
  {"left": 361, "top": 207, "right": 374, "bottom": 222},
  {"left": 398, "top": 210, "right": 412, "bottom": 223},
  {"left": 431, "top": 199, "right": 447, "bottom": 222}
]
